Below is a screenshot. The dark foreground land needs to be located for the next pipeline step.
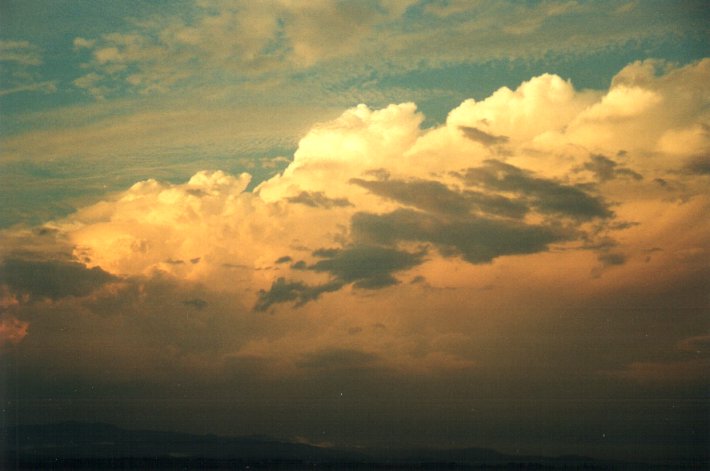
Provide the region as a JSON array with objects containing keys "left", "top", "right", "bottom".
[{"left": 2, "top": 422, "right": 707, "bottom": 470}]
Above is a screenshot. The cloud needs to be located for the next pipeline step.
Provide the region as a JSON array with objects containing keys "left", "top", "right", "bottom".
[
  {"left": 72, "top": 37, "right": 95, "bottom": 50},
  {"left": 7, "top": 60, "right": 706, "bottom": 305},
  {"left": 280, "top": 0, "right": 406, "bottom": 66},
  {"left": 297, "top": 347, "right": 379, "bottom": 371},
  {"left": 254, "top": 245, "right": 423, "bottom": 311},
  {"left": 350, "top": 177, "right": 472, "bottom": 216},
  {"left": 286, "top": 191, "right": 352, "bottom": 208},
  {"left": 255, "top": 278, "right": 342, "bottom": 312},
  {"left": 2, "top": 60, "right": 708, "bottom": 389},
  {"left": 678, "top": 335, "right": 710, "bottom": 355},
  {"left": 610, "top": 359, "right": 710, "bottom": 383},
  {"left": 0, "top": 100, "right": 337, "bottom": 229},
  {"left": 555, "top": 59, "right": 710, "bottom": 159},
  {"left": 309, "top": 245, "right": 424, "bottom": 288},
  {"left": 61, "top": 1, "right": 707, "bottom": 102},
  {"left": 69, "top": 1, "right": 413, "bottom": 97},
  {"left": 0, "top": 81, "right": 57, "bottom": 97},
  {"left": 0, "top": 315, "right": 29, "bottom": 347},
  {"left": 0, "top": 40, "right": 42, "bottom": 66},
  {"left": 461, "top": 160, "right": 613, "bottom": 220},
  {"left": 684, "top": 154, "right": 710, "bottom": 175},
  {"left": 183, "top": 298, "right": 208, "bottom": 310},
  {"left": 1, "top": 258, "right": 117, "bottom": 300},
  {"left": 458, "top": 126, "right": 509, "bottom": 146},
  {"left": 578, "top": 154, "right": 642, "bottom": 182},
  {"left": 597, "top": 252, "right": 626, "bottom": 267},
  {"left": 1, "top": 58, "right": 708, "bottom": 461},
  {"left": 256, "top": 245, "right": 422, "bottom": 310},
  {"left": 0, "top": 39, "right": 55, "bottom": 97},
  {"left": 352, "top": 209, "right": 563, "bottom": 264},
  {"left": 445, "top": 74, "right": 598, "bottom": 143}
]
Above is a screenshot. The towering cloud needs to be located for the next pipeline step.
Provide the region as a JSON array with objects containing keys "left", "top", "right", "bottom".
[
  {"left": 4, "top": 57, "right": 707, "bottom": 318},
  {"left": 1, "top": 59, "right": 708, "bottom": 461}
]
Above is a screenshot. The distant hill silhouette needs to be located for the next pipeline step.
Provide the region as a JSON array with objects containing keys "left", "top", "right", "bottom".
[{"left": 0, "top": 421, "right": 670, "bottom": 469}]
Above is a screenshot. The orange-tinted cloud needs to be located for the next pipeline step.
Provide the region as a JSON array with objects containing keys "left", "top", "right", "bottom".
[
  {"left": 1, "top": 59, "right": 707, "bottom": 380},
  {"left": 0, "top": 315, "right": 29, "bottom": 347}
]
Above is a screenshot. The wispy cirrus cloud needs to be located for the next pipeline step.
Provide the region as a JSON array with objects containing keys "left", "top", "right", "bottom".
[
  {"left": 0, "top": 39, "right": 55, "bottom": 97},
  {"left": 0, "top": 40, "right": 42, "bottom": 65},
  {"left": 66, "top": 1, "right": 707, "bottom": 100},
  {"left": 70, "top": 1, "right": 414, "bottom": 98}
]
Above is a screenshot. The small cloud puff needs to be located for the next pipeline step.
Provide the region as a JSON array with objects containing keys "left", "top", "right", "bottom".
[{"left": 0, "top": 315, "right": 29, "bottom": 347}]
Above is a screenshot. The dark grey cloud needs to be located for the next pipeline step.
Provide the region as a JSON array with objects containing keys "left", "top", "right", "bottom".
[
  {"left": 1, "top": 258, "right": 116, "bottom": 300},
  {"left": 286, "top": 191, "right": 352, "bottom": 208},
  {"left": 652, "top": 177, "right": 686, "bottom": 193},
  {"left": 583, "top": 154, "right": 618, "bottom": 182},
  {"left": 459, "top": 126, "right": 509, "bottom": 146},
  {"left": 222, "top": 262, "right": 250, "bottom": 269},
  {"left": 464, "top": 189, "right": 529, "bottom": 219},
  {"left": 275, "top": 256, "right": 293, "bottom": 264},
  {"left": 34, "top": 226, "right": 59, "bottom": 236},
  {"left": 654, "top": 178, "right": 669, "bottom": 188},
  {"left": 254, "top": 246, "right": 423, "bottom": 310},
  {"left": 579, "top": 154, "right": 642, "bottom": 182},
  {"left": 351, "top": 177, "right": 471, "bottom": 215},
  {"left": 352, "top": 177, "right": 527, "bottom": 219},
  {"left": 182, "top": 298, "right": 208, "bottom": 310},
  {"left": 254, "top": 278, "right": 343, "bottom": 312},
  {"left": 683, "top": 154, "right": 710, "bottom": 175},
  {"left": 352, "top": 208, "right": 563, "bottom": 264},
  {"left": 185, "top": 189, "right": 208, "bottom": 197},
  {"left": 461, "top": 159, "right": 613, "bottom": 220},
  {"left": 597, "top": 252, "right": 627, "bottom": 267},
  {"left": 614, "top": 167, "right": 644, "bottom": 180},
  {"left": 297, "top": 348, "right": 379, "bottom": 370},
  {"left": 260, "top": 162, "right": 612, "bottom": 309},
  {"left": 290, "top": 260, "right": 307, "bottom": 270},
  {"left": 312, "top": 248, "right": 340, "bottom": 258},
  {"left": 310, "top": 245, "right": 424, "bottom": 289}
]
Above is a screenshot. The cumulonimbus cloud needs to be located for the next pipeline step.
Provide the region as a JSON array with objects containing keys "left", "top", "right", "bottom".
[
  {"left": 1, "top": 59, "right": 708, "bottom": 380},
  {"left": 6, "top": 60, "right": 707, "bottom": 301}
]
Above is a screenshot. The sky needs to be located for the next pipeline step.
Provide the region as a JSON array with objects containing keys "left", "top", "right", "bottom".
[{"left": 0, "top": 0, "right": 709, "bottom": 464}]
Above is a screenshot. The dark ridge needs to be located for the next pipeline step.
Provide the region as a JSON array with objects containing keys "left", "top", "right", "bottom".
[{"left": 2, "top": 422, "right": 694, "bottom": 470}]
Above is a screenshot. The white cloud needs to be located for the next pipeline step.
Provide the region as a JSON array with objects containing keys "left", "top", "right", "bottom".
[
  {"left": 532, "top": 59, "right": 710, "bottom": 175},
  {"left": 446, "top": 73, "right": 599, "bottom": 143}
]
